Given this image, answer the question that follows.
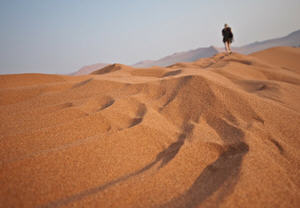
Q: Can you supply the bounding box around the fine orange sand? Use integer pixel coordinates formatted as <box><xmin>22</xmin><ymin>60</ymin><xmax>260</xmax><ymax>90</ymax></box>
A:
<box><xmin>1</xmin><ymin>47</ymin><xmax>300</xmax><ymax>208</ymax></box>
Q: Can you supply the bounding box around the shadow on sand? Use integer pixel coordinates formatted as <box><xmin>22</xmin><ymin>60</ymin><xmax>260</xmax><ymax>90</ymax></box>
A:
<box><xmin>157</xmin><ymin>115</ymin><xmax>249</xmax><ymax>208</ymax></box>
<box><xmin>39</xmin><ymin>123</ymin><xmax>193</xmax><ymax>208</ymax></box>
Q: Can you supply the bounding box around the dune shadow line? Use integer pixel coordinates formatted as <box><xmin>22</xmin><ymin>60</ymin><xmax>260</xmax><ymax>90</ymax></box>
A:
<box><xmin>163</xmin><ymin>70</ymin><xmax>182</xmax><ymax>77</ymax></box>
<box><xmin>158</xmin><ymin>142</ymin><xmax>249</xmax><ymax>208</ymax></box>
<box><xmin>72</xmin><ymin>78</ymin><xmax>93</xmax><ymax>88</ymax></box>
<box><xmin>158</xmin><ymin>114</ymin><xmax>249</xmax><ymax>208</ymax></box>
<box><xmin>39</xmin><ymin>126</ymin><xmax>192</xmax><ymax>208</ymax></box>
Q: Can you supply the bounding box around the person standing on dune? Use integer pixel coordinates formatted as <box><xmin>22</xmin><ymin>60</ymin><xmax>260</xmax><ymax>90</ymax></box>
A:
<box><xmin>222</xmin><ymin>24</ymin><xmax>234</xmax><ymax>54</ymax></box>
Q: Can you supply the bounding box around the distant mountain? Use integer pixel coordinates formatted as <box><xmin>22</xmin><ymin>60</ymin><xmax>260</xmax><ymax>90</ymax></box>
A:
<box><xmin>234</xmin><ymin>29</ymin><xmax>300</xmax><ymax>54</ymax></box>
<box><xmin>133</xmin><ymin>46</ymin><xmax>221</xmax><ymax>68</ymax></box>
<box><xmin>133</xmin><ymin>60</ymin><xmax>155</xmax><ymax>67</ymax></box>
<box><xmin>70</xmin><ymin>63</ymin><xmax>109</xmax><ymax>76</ymax></box>
<box><xmin>133</xmin><ymin>29</ymin><xmax>300</xmax><ymax>68</ymax></box>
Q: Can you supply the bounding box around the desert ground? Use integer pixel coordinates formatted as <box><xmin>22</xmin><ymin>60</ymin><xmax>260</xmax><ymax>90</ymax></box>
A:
<box><xmin>1</xmin><ymin>47</ymin><xmax>300</xmax><ymax>208</ymax></box>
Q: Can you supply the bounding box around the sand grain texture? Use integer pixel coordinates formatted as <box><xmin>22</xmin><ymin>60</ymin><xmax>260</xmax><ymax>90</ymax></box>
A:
<box><xmin>1</xmin><ymin>47</ymin><xmax>300</xmax><ymax>208</ymax></box>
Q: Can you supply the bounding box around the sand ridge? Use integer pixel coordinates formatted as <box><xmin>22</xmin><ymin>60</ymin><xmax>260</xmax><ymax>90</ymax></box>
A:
<box><xmin>0</xmin><ymin>47</ymin><xmax>300</xmax><ymax>208</ymax></box>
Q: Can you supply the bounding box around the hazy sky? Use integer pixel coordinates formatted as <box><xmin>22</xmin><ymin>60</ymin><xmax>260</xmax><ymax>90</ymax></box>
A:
<box><xmin>0</xmin><ymin>0</ymin><xmax>300</xmax><ymax>74</ymax></box>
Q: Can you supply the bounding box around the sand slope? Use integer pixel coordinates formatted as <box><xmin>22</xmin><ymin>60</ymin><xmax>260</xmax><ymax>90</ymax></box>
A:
<box><xmin>1</xmin><ymin>47</ymin><xmax>300</xmax><ymax>208</ymax></box>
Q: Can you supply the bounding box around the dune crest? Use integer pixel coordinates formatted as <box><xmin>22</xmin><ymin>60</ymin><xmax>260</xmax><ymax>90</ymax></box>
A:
<box><xmin>1</xmin><ymin>47</ymin><xmax>300</xmax><ymax>208</ymax></box>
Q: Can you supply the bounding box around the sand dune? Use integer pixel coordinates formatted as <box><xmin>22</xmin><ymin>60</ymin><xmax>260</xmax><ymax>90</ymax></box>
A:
<box><xmin>1</xmin><ymin>47</ymin><xmax>300</xmax><ymax>208</ymax></box>
<box><xmin>251</xmin><ymin>46</ymin><xmax>300</xmax><ymax>75</ymax></box>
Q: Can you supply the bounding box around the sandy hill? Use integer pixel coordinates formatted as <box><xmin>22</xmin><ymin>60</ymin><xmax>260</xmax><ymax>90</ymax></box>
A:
<box><xmin>1</xmin><ymin>47</ymin><xmax>300</xmax><ymax>208</ymax></box>
<box><xmin>251</xmin><ymin>46</ymin><xmax>300</xmax><ymax>73</ymax></box>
